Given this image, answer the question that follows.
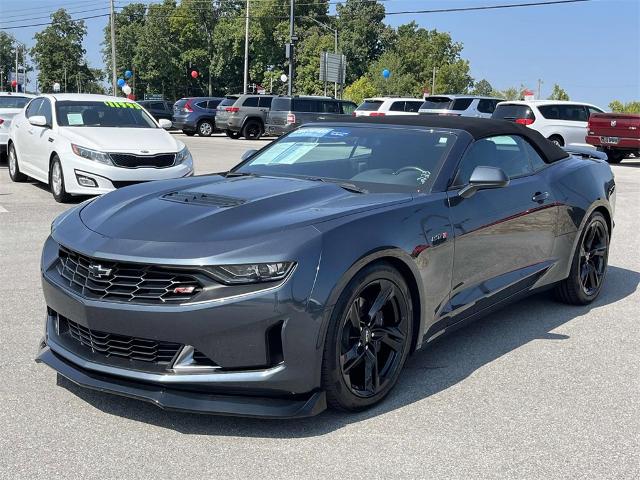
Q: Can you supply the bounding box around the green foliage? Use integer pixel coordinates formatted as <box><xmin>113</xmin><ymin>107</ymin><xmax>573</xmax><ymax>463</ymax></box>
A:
<box><xmin>609</xmin><ymin>100</ymin><xmax>640</xmax><ymax>113</ymax></box>
<box><xmin>31</xmin><ymin>9</ymin><xmax>100</xmax><ymax>93</ymax></box>
<box><xmin>471</xmin><ymin>79</ymin><xmax>493</xmax><ymax>96</ymax></box>
<box><xmin>343</xmin><ymin>76</ymin><xmax>376</xmax><ymax>104</ymax></box>
<box><xmin>548</xmin><ymin>83</ymin><xmax>570</xmax><ymax>101</ymax></box>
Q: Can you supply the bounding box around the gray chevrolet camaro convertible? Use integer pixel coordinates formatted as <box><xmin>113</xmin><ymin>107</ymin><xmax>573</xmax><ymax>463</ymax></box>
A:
<box><xmin>37</xmin><ymin>116</ymin><xmax>615</xmax><ymax>418</ymax></box>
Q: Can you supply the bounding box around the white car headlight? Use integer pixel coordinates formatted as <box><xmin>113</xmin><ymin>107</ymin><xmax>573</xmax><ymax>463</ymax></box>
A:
<box><xmin>71</xmin><ymin>144</ymin><xmax>112</xmax><ymax>165</ymax></box>
<box><xmin>175</xmin><ymin>145</ymin><xmax>193</xmax><ymax>164</ymax></box>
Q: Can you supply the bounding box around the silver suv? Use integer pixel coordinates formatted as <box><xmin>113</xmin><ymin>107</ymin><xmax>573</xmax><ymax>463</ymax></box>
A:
<box><xmin>418</xmin><ymin>95</ymin><xmax>502</xmax><ymax>118</ymax></box>
<box><xmin>220</xmin><ymin>94</ymin><xmax>274</xmax><ymax>140</ymax></box>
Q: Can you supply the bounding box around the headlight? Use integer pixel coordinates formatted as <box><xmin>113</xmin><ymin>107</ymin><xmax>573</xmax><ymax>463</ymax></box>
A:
<box><xmin>175</xmin><ymin>145</ymin><xmax>192</xmax><ymax>164</ymax></box>
<box><xmin>205</xmin><ymin>262</ymin><xmax>295</xmax><ymax>284</ymax></box>
<box><xmin>71</xmin><ymin>144</ymin><xmax>112</xmax><ymax>165</ymax></box>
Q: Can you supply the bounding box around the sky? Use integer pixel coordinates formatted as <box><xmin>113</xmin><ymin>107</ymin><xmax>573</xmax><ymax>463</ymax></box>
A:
<box><xmin>2</xmin><ymin>0</ymin><xmax>639</xmax><ymax>108</ymax></box>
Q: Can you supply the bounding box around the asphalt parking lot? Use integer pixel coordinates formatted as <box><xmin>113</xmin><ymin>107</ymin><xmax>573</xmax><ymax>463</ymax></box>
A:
<box><xmin>0</xmin><ymin>134</ymin><xmax>638</xmax><ymax>479</ymax></box>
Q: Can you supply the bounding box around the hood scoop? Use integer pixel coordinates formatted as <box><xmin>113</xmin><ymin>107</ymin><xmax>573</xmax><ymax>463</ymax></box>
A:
<box><xmin>160</xmin><ymin>190</ymin><xmax>245</xmax><ymax>208</ymax></box>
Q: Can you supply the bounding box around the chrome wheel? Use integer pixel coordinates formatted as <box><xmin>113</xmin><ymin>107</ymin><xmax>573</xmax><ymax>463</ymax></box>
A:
<box><xmin>51</xmin><ymin>161</ymin><xmax>63</xmax><ymax>196</ymax></box>
<box><xmin>579</xmin><ymin>219</ymin><xmax>608</xmax><ymax>296</ymax></box>
<box><xmin>198</xmin><ymin>121</ymin><xmax>213</xmax><ymax>136</ymax></box>
<box><xmin>339</xmin><ymin>279</ymin><xmax>409</xmax><ymax>398</ymax></box>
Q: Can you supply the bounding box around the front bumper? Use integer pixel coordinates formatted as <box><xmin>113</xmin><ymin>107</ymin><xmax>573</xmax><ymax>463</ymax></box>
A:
<box><xmin>36</xmin><ymin>343</ymin><xmax>326</xmax><ymax>418</ymax></box>
<box><xmin>266</xmin><ymin>124</ymin><xmax>293</xmax><ymax>136</ymax></box>
<box><xmin>37</xmin><ymin>235</ymin><xmax>327</xmax><ymax>417</ymax></box>
<box><xmin>172</xmin><ymin>117</ymin><xmax>196</xmax><ymax>131</ymax></box>
<box><xmin>59</xmin><ymin>152</ymin><xmax>193</xmax><ymax>196</ymax></box>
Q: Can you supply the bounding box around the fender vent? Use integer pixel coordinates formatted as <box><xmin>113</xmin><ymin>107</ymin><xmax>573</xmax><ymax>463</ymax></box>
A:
<box><xmin>161</xmin><ymin>191</ymin><xmax>245</xmax><ymax>207</ymax></box>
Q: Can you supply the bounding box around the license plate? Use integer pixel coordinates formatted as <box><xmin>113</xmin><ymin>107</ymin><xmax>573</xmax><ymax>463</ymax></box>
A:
<box><xmin>601</xmin><ymin>136</ymin><xmax>619</xmax><ymax>144</ymax></box>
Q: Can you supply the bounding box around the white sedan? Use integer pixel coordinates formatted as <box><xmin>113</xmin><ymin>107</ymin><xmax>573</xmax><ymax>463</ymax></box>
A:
<box><xmin>8</xmin><ymin>93</ymin><xmax>194</xmax><ymax>202</ymax></box>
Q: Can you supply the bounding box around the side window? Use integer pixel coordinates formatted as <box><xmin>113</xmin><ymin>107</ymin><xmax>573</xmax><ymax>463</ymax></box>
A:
<box><xmin>25</xmin><ymin>98</ymin><xmax>43</xmax><ymax>118</ymax></box>
<box><xmin>207</xmin><ymin>100</ymin><xmax>221</xmax><ymax>109</ymax></box>
<box><xmin>587</xmin><ymin>106</ymin><xmax>603</xmax><ymax>117</ymax></box>
<box><xmin>321</xmin><ymin>101</ymin><xmax>340</xmax><ymax>113</ymax></box>
<box><xmin>258</xmin><ymin>97</ymin><xmax>273</xmax><ymax>108</ymax></box>
<box><xmin>389</xmin><ymin>101</ymin><xmax>405</xmax><ymax>112</ymax></box>
<box><xmin>451</xmin><ymin>98</ymin><xmax>473</xmax><ymax>111</ymax></box>
<box><xmin>538</xmin><ymin>105</ymin><xmax>560</xmax><ymax>119</ymax></box>
<box><xmin>149</xmin><ymin>102</ymin><xmax>163</xmax><ymax>110</ymax></box>
<box><xmin>293</xmin><ymin>99</ymin><xmax>317</xmax><ymax>113</ymax></box>
<box><xmin>454</xmin><ymin>135</ymin><xmax>533</xmax><ymax>186</ymax></box>
<box><xmin>559</xmin><ymin>105</ymin><xmax>587</xmax><ymax>122</ymax></box>
<box><xmin>477</xmin><ymin>99</ymin><xmax>498</xmax><ymax>114</ymax></box>
<box><xmin>39</xmin><ymin>98</ymin><xmax>53</xmax><ymax>126</ymax></box>
<box><xmin>195</xmin><ymin>101</ymin><xmax>208</xmax><ymax>109</ymax></box>
<box><xmin>340</xmin><ymin>101</ymin><xmax>357</xmax><ymax>115</ymax></box>
<box><xmin>521</xmin><ymin>139</ymin><xmax>548</xmax><ymax>171</ymax></box>
<box><xmin>242</xmin><ymin>97</ymin><xmax>259</xmax><ymax>107</ymax></box>
<box><xmin>405</xmin><ymin>101</ymin><xmax>422</xmax><ymax>113</ymax></box>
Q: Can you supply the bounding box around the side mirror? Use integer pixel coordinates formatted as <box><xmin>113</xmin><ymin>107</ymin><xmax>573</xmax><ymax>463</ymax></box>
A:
<box><xmin>29</xmin><ymin>115</ymin><xmax>48</xmax><ymax>128</ymax></box>
<box><xmin>459</xmin><ymin>166</ymin><xmax>509</xmax><ymax>198</ymax></box>
<box><xmin>241</xmin><ymin>149</ymin><xmax>258</xmax><ymax>161</ymax></box>
<box><xmin>158</xmin><ymin>119</ymin><xmax>172</xmax><ymax>130</ymax></box>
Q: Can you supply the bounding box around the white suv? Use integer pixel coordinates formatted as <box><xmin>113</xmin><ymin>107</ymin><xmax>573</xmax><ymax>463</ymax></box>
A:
<box><xmin>418</xmin><ymin>95</ymin><xmax>502</xmax><ymax>118</ymax></box>
<box><xmin>354</xmin><ymin>97</ymin><xmax>425</xmax><ymax>117</ymax></box>
<box><xmin>492</xmin><ymin>100</ymin><xmax>604</xmax><ymax>147</ymax></box>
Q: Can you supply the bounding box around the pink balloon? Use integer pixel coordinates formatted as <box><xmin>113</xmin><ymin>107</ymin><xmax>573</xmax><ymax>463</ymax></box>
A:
<box><xmin>191</xmin><ymin>70</ymin><xmax>199</xmax><ymax>79</ymax></box>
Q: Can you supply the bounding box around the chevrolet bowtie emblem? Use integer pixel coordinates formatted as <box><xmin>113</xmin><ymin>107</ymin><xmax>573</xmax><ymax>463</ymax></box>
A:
<box><xmin>88</xmin><ymin>264</ymin><xmax>112</xmax><ymax>279</ymax></box>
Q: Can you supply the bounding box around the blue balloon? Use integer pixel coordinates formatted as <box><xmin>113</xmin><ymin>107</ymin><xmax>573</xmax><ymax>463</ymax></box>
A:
<box><xmin>382</xmin><ymin>69</ymin><xmax>390</xmax><ymax>79</ymax></box>
<box><xmin>117</xmin><ymin>78</ymin><xmax>125</xmax><ymax>87</ymax></box>
<box><xmin>124</xmin><ymin>70</ymin><xmax>132</xmax><ymax>79</ymax></box>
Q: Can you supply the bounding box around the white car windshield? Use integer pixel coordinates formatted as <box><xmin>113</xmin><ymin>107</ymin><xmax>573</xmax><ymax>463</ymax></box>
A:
<box><xmin>55</xmin><ymin>101</ymin><xmax>157</xmax><ymax>128</ymax></box>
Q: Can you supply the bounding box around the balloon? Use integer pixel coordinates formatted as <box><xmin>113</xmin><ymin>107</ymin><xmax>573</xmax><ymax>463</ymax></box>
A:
<box><xmin>53</xmin><ymin>82</ymin><xmax>61</xmax><ymax>92</ymax></box>
<box><xmin>117</xmin><ymin>78</ymin><xmax>125</xmax><ymax>87</ymax></box>
<box><xmin>124</xmin><ymin>70</ymin><xmax>132</xmax><ymax>79</ymax></box>
<box><xmin>122</xmin><ymin>84</ymin><xmax>132</xmax><ymax>95</ymax></box>
<box><xmin>280</xmin><ymin>74</ymin><xmax>288</xmax><ymax>82</ymax></box>
<box><xmin>382</xmin><ymin>69</ymin><xmax>390</xmax><ymax>79</ymax></box>
<box><xmin>126</xmin><ymin>93</ymin><xmax>135</xmax><ymax>100</ymax></box>
<box><xmin>191</xmin><ymin>70</ymin><xmax>199</xmax><ymax>79</ymax></box>
<box><xmin>11</xmin><ymin>80</ymin><xmax>17</xmax><ymax>87</ymax></box>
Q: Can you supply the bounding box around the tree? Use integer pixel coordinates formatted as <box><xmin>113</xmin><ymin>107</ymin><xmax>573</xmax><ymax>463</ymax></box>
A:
<box><xmin>31</xmin><ymin>9</ymin><xmax>98</xmax><ymax>93</ymax></box>
<box><xmin>102</xmin><ymin>3</ymin><xmax>146</xmax><ymax>95</ymax></box>
<box><xmin>471</xmin><ymin>79</ymin><xmax>493</xmax><ymax>96</ymax></box>
<box><xmin>609</xmin><ymin>100</ymin><xmax>640</xmax><ymax>113</ymax></box>
<box><xmin>336</xmin><ymin>0</ymin><xmax>390</xmax><ymax>84</ymax></box>
<box><xmin>548</xmin><ymin>83</ymin><xmax>570</xmax><ymax>101</ymax></box>
<box><xmin>0</xmin><ymin>32</ymin><xmax>17</xmax><ymax>91</ymax></box>
<box><xmin>343</xmin><ymin>76</ymin><xmax>376</xmax><ymax>104</ymax></box>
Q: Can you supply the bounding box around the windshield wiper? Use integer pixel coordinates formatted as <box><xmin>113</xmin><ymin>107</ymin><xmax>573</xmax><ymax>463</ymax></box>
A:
<box><xmin>305</xmin><ymin>177</ymin><xmax>367</xmax><ymax>194</ymax></box>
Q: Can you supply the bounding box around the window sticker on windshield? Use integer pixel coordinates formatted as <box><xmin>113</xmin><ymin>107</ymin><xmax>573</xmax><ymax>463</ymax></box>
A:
<box><xmin>438</xmin><ymin>137</ymin><xmax>448</xmax><ymax>144</ymax></box>
<box><xmin>103</xmin><ymin>101</ymin><xmax>142</xmax><ymax>109</ymax></box>
<box><xmin>288</xmin><ymin>127</ymin><xmax>333</xmax><ymax>138</ymax></box>
<box><xmin>67</xmin><ymin>113</ymin><xmax>84</xmax><ymax>126</ymax></box>
<box><xmin>328</xmin><ymin>129</ymin><xmax>350</xmax><ymax>137</ymax></box>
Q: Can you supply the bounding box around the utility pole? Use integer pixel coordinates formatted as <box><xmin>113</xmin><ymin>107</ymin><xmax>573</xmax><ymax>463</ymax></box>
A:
<box><xmin>64</xmin><ymin>65</ymin><xmax>67</xmax><ymax>93</ymax></box>
<box><xmin>243</xmin><ymin>0</ymin><xmax>250</xmax><ymax>94</ymax></box>
<box><xmin>537</xmin><ymin>78</ymin><xmax>543</xmax><ymax>99</ymax></box>
<box><xmin>431</xmin><ymin>66</ymin><xmax>436</xmax><ymax>96</ymax></box>
<box><xmin>287</xmin><ymin>0</ymin><xmax>296</xmax><ymax>95</ymax></box>
<box><xmin>15</xmin><ymin>46</ymin><xmax>19</xmax><ymax>92</ymax></box>
<box><xmin>110</xmin><ymin>0</ymin><xmax>117</xmax><ymax>95</ymax></box>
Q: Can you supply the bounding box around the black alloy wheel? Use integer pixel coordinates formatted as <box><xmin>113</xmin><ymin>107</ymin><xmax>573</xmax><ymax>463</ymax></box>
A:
<box><xmin>243</xmin><ymin>120</ymin><xmax>263</xmax><ymax>140</ymax></box>
<box><xmin>578</xmin><ymin>220</ymin><xmax>608</xmax><ymax>296</ymax></box>
<box><xmin>225</xmin><ymin>129</ymin><xmax>241</xmax><ymax>139</ymax></box>
<box><xmin>322</xmin><ymin>263</ymin><xmax>412</xmax><ymax>411</ymax></box>
<box><xmin>556</xmin><ymin>212</ymin><xmax>609</xmax><ymax>305</ymax></box>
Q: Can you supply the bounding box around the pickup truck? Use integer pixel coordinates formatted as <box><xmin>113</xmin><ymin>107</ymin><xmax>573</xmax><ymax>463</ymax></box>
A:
<box><xmin>586</xmin><ymin>112</ymin><xmax>640</xmax><ymax>163</ymax></box>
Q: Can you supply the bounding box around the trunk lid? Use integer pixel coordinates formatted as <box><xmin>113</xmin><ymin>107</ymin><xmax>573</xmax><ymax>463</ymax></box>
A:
<box><xmin>588</xmin><ymin>113</ymin><xmax>640</xmax><ymax>138</ymax></box>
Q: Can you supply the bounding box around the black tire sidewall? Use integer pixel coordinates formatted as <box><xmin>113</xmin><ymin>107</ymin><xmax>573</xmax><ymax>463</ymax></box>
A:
<box><xmin>548</xmin><ymin>135</ymin><xmax>564</xmax><ymax>147</ymax></box>
<box><xmin>322</xmin><ymin>262</ymin><xmax>413</xmax><ymax>411</ymax></box>
<box><xmin>243</xmin><ymin>121</ymin><xmax>262</xmax><ymax>140</ymax></box>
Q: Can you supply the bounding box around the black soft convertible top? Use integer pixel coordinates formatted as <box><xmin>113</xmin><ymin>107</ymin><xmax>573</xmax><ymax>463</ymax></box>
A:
<box><xmin>344</xmin><ymin>115</ymin><xmax>570</xmax><ymax>163</ymax></box>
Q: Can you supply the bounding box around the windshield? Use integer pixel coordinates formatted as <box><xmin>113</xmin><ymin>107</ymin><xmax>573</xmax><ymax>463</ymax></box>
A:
<box><xmin>0</xmin><ymin>96</ymin><xmax>30</xmax><ymax>108</ymax></box>
<box><xmin>236</xmin><ymin>125</ymin><xmax>457</xmax><ymax>192</ymax></box>
<box><xmin>55</xmin><ymin>100</ymin><xmax>157</xmax><ymax>128</ymax></box>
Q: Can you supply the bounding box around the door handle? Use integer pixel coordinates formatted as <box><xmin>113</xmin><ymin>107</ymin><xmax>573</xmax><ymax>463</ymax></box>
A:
<box><xmin>532</xmin><ymin>191</ymin><xmax>549</xmax><ymax>203</ymax></box>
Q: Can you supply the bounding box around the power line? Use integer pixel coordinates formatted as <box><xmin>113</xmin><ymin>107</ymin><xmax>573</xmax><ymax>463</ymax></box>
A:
<box><xmin>0</xmin><ymin>7</ymin><xmax>111</xmax><ymax>25</ymax></box>
<box><xmin>0</xmin><ymin>0</ymin><xmax>108</xmax><ymax>16</ymax></box>
<box><xmin>0</xmin><ymin>0</ymin><xmax>594</xmax><ymax>30</ymax></box>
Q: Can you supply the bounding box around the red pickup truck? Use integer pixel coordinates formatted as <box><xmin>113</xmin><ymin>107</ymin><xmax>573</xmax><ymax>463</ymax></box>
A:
<box><xmin>586</xmin><ymin>112</ymin><xmax>640</xmax><ymax>163</ymax></box>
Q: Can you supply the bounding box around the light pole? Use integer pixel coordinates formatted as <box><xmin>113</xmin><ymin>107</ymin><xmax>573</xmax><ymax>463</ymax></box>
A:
<box><xmin>243</xmin><ymin>0</ymin><xmax>250</xmax><ymax>94</ymax></box>
<box><xmin>287</xmin><ymin>0</ymin><xmax>295</xmax><ymax>96</ymax></box>
<box><xmin>306</xmin><ymin>16</ymin><xmax>338</xmax><ymax>97</ymax></box>
<box><xmin>110</xmin><ymin>0</ymin><xmax>117</xmax><ymax>95</ymax></box>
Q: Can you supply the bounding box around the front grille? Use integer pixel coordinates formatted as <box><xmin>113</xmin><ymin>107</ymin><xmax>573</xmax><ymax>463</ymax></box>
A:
<box><xmin>112</xmin><ymin>180</ymin><xmax>146</xmax><ymax>189</ymax></box>
<box><xmin>56</xmin><ymin>246</ymin><xmax>202</xmax><ymax>304</ymax></box>
<box><xmin>109</xmin><ymin>153</ymin><xmax>176</xmax><ymax>168</ymax></box>
<box><xmin>60</xmin><ymin>315</ymin><xmax>182</xmax><ymax>364</ymax></box>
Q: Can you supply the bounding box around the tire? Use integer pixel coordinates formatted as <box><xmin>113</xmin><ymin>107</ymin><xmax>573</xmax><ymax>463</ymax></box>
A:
<box><xmin>548</xmin><ymin>135</ymin><xmax>564</xmax><ymax>147</ymax></box>
<box><xmin>225</xmin><ymin>129</ymin><xmax>241</xmax><ymax>139</ymax></box>
<box><xmin>183</xmin><ymin>130</ymin><xmax>196</xmax><ymax>137</ymax></box>
<box><xmin>197</xmin><ymin>120</ymin><xmax>213</xmax><ymax>137</ymax></box>
<box><xmin>49</xmin><ymin>155</ymin><xmax>72</xmax><ymax>203</ymax></box>
<box><xmin>8</xmin><ymin>143</ymin><xmax>27</xmax><ymax>182</ymax></box>
<box><xmin>605</xmin><ymin>150</ymin><xmax>624</xmax><ymax>164</ymax></box>
<box><xmin>321</xmin><ymin>262</ymin><xmax>413</xmax><ymax>411</ymax></box>
<box><xmin>555</xmin><ymin>212</ymin><xmax>609</xmax><ymax>305</ymax></box>
<box><xmin>242</xmin><ymin>120</ymin><xmax>263</xmax><ymax>140</ymax></box>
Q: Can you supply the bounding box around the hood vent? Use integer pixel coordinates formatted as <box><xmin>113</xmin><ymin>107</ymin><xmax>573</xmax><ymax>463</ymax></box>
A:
<box><xmin>161</xmin><ymin>191</ymin><xmax>245</xmax><ymax>207</ymax></box>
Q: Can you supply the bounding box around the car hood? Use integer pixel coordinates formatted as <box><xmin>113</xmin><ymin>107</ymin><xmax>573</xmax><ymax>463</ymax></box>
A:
<box><xmin>78</xmin><ymin>175</ymin><xmax>412</xmax><ymax>243</ymax></box>
<box><xmin>59</xmin><ymin>127</ymin><xmax>178</xmax><ymax>153</ymax></box>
